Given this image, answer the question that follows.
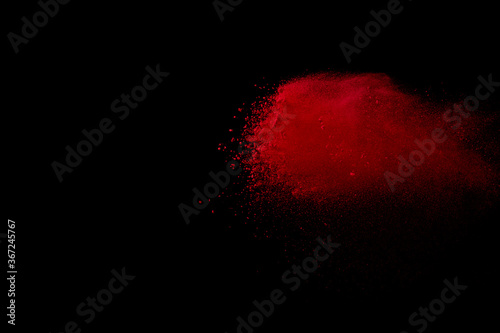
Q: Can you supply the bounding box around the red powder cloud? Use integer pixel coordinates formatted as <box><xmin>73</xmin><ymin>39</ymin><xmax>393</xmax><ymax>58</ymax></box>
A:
<box><xmin>240</xmin><ymin>73</ymin><xmax>495</xmax><ymax>200</ymax></box>
<box><xmin>227</xmin><ymin>72</ymin><xmax>498</xmax><ymax>289</ymax></box>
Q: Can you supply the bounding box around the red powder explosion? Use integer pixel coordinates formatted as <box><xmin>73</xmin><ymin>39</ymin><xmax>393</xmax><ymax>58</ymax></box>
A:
<box><xmin>226</xmin><ymin>72</ymin><xmax>498</xmax><ymax>290</ymax></box>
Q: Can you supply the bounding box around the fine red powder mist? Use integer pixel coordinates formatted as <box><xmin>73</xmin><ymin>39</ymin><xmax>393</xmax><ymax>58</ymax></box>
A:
<box><xmin>226</xmin><ymin>72</ymin><xmax>498</xmax><ymax>290</ymax></box>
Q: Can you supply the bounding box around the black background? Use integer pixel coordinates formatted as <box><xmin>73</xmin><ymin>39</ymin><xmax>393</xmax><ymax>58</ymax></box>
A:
<box><xmin>4</xmin><ymin>0</ymin><xmax>499</xmax><ymax>332</ymax></box>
